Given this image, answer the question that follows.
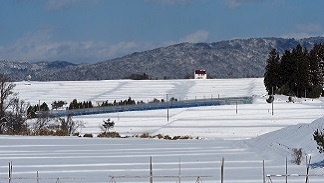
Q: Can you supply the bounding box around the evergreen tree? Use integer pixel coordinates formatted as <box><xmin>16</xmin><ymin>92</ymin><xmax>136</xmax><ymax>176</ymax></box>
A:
<box><xmin>102</xmin><ymin>118</ymin><xmax>115</xmax><ymax>132</ymax></box>
<box><xmin>293</xmin><ymin>45</ymin><xmax>309</xmax><ymax>97</ymax></box>
<box><xmin>306</xmin><ymin>44</ymin><xmax>324</xmax><ymax>98</ymax></box>
<box><xmin>69</xmin><ymin>99</ymin><xmax>78</xmax><ymax>109</ymax></box>
<box><xmin>279</xmin><ymin>49</ymin><xmax>295</xmax><ymax>94</ymax></box>
<box><xmin>265</xmin><ymin>43</ymin><xmax>324</xmax><ymax>98</ymax></box>
<box><xmin>40</xmin><ymin>102</ymin><xmax>49</xmax><ymax>111</ymax></box>
<box><xmin>264</xmin><ymin>49</ymin><xmax>280</xmax><ymax>94</ymax></box>
<box><xmin>309</xmin><ymin>44</ymin><xmax>322</xmax><ymax>86</ymax></box>
<box><xmin>313</xmin><ymin>129</ymin><xmax>324</xmax><ymax>153</ymax></box>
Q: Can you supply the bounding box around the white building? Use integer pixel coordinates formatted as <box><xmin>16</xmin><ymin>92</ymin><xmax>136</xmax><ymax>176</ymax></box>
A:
<box><xmin>194</xmin><ymin>70</ymin><xmax>207</xmax><ymax>79</ymax></box>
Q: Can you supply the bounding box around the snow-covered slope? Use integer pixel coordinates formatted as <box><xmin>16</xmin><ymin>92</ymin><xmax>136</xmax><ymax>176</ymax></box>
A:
<box><xmin>246</xmin><ymin>116</ymin><xmax>324</xmax><ymax>166</ymax></box>
<box><xmin>2</xmin><ymin>78</ymin><xmax>324</xmax><ymax>182</ymax></box>
<box><xmin>15</xmin><ymin>78</ymin><xmax>324</xmax><ymax>139</ymax></box>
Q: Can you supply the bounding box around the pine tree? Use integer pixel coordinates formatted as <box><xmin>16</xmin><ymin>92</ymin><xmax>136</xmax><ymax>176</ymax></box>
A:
<box><xmin>279</xmin><ymin>50</ymin><xmax>295</xmax><ymax>94</ymax></box>
<box><xmin>309</xmin><ymin>45</ymin><xmax>322</xmax><ymax>86</ymax></box>
<box><xmin>266</xmin><ymin>44</ymin><xmax>324</xmax><ymax>98</ymax></box>
<box><xmin>102</xmin><ymin>118</ymin><xmax>115</xmax><ymax>132</ymax></box>
<box><xmin>293</xmin><ymin>44</ymin><xmax>309</xmax><ymax>97</ymax></box>
<box><xmin>40</xmin><ymin>102</ymin><xmax>49</xmax><ymax>111</ymax></box>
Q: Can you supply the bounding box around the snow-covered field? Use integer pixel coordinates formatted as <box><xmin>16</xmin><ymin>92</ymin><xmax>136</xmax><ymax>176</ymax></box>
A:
<box><xmin>1</xmin><ymin>78</ymin><xmax>324</xmax><ymax>183</ymax></box>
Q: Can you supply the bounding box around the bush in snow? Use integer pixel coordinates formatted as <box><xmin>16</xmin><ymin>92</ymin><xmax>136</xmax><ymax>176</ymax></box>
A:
<box><xmin>83</xmin><ymin>133</ymin><xmax>93</xmax><ymax>138</ymax></box>
<box><xmin>292</xmin><ymin>148</ymin><xmax>303</xmax><ymax>165</ymax></box>
<box><xmin>97</xmin><ymin>131</ymin><xmax>121</xmax><ymax>138</ymax></box>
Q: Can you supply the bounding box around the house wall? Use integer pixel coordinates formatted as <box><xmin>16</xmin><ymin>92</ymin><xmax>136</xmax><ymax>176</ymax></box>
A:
<box><xmin>194</xmin><ymin>73</ymin><xmax>207</xmax><ymax>79</ymax></box>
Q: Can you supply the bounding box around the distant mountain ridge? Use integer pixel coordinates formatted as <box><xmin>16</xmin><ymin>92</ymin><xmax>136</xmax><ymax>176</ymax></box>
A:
<box><xmin>2</xmin><ymin>37</ymin><xmax>324</xmax><ymax>81</ymax></box>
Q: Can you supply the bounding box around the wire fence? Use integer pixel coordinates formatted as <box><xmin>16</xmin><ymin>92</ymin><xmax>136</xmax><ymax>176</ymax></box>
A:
<box><xmin>45</xmin><ymin>96</ymin><xmax>253</xmax><ymax>117</ymax></box>
<box><xmin>3</xmin><ymin>157</ymin><xmax>324</xmax><ymax>183</ymax></box>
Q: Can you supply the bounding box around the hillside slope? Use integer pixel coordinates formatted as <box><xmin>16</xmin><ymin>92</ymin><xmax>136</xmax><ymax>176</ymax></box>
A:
<box><xmin>3</xmin><ymin>37</ymin><xmax>324</xmax><ymax>81</ymax></box>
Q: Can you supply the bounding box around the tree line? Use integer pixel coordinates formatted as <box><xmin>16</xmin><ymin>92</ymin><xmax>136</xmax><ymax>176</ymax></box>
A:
<box><xmin>264</xmin><ymin>43</ymin><xmax>324</xmax><ymax>98</ymax></box>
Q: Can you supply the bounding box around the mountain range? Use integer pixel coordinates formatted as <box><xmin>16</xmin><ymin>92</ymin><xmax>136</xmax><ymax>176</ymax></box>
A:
<box><xmin>2</xmin><ymin>37</ymin><xmax>324</xmax><ymax>81</ymax></box>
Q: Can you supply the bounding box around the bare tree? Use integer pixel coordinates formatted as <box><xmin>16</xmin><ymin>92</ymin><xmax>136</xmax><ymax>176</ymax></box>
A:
<box><xmin>59</xmin><ymin>115</ymin><xmax>81</xmax><ymax>135</ymax></box>
<box><xmin>4</xmin><ymin>98</ymin><xmax>29</xmax><ymax>134</ymax></box>
<box><xmin>0</xmin><ymin>74</ymin><xmax>17</xmax><ymax>134</ymax></box>
<box><xmin>32</xmin><ymin>112</ymin><xmax>51</xmax><ymax>135</ymax></box>
<box><xmin>292</xmin><ymin>148</ymin><xmax>303</xmax><ymax>165</ymax></box>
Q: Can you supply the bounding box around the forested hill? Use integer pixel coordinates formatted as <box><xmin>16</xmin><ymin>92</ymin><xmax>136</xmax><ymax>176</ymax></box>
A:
<box><xmin>2</xmin><ymin>37</ymin><xmax>324</xmax><ymax>81</ymax></box>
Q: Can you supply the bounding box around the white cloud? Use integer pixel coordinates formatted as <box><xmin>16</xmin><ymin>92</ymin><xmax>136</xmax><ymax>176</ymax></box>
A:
<box><xmin>281</xmin><ymin>32</ymin><xmax>313</xmax><ymax>40</ymax></box>
<box><xmin>0</xmin><ymin>28</ymin><xmax>210</xmax><ymax>63</ymax></box>
<box><xmin>180</xmin><ymin>30</ymin><xmax>209</xmax><ymax>43</ymax></box>
<box><xmin>0</xmin><ymin>29</ymin><xmax>148</xmax><ymax>63</ymax></box>
<box><xmin>46</xmin><ymin>0</ymin><xmax>78</xmax><ymax>11</ymax></box>
<box><xmin>296</xmin><ymin>23</ymin><xmax>322</xmax><ymax>34</ymax></box>
<box><xmin>282</xmin><ymin>23</ymin><xmax>324</xmax><ymax>40</ymax></box>
<box><xmin>45</xmin><ymin>0</ymin><xmax>102</xmax><ymax>11</ymax></box>
<box><xmin>281</xmin><ymin>32</ymin><xmax>324</xmax><ymax>40</ymax></box>
<box><xmin>224</xmin><ymin>0</ymin><xmax>263</xmax><ymax>8</ymax></box>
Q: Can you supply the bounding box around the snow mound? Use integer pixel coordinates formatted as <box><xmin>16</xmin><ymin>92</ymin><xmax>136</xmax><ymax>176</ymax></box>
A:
<box><xmin>245</xmin><ymin>116</ymin><xmax>324</xmax><ymax>166</ymax></box>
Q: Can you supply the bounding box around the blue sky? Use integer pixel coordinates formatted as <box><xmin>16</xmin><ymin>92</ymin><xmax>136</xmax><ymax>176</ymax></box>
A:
<box><xmin>1</xmin><ymin>0</ymin><xmax>323</xmax><ymax>64</ymax></box>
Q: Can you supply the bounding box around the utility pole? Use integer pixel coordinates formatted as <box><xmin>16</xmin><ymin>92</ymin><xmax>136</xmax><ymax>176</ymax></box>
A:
<box><xmin>235</xmin><ymin>102</ymin><xmax>238</xmax><ymax>114</ymax></box>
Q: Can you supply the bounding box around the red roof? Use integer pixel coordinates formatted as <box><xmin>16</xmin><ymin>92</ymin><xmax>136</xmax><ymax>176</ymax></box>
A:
<box><xmin>195</xmin><ymin>70</ymin><xmax>206</xmax><ymax>74</ymax></box>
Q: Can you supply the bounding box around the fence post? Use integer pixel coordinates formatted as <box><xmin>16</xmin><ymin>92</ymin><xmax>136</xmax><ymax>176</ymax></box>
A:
<box><xmin>8</xmin><ymin>161</ymin><xmax>12</xmax><ymax>183</ymax></box>
<box><xmin>305</xmin><ymin>156</ymin><xmax>311</xmax><ymax>183</ymax></box>
<box><xmin>150</xmin><ymin>156</ymin><xmax>153</xmax><ymax>183</ymax></box>
<box><xmin>220</xmin><ymin>157</ymin><xmax>224</xmax><ymax>183</ymax></box>
<box><xmin>262</xmin><ymin>160</ymin><xmax>265</xmax><ymax>183</ymax></box>
<box><xmin>37</xmin><ymin>171</ymin><xmax>39</xmax><ymax>183</ymax></box>
<box><xmin>285</xmin><ymin>157</ymin><xmax>288</xmax><ymax>183</ymax></box>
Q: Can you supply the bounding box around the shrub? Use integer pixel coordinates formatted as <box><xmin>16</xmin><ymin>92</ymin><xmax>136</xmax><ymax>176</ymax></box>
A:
<box><xmin>140</xmin><ymin>132</ymin><xmax>150</xmax><ymax>138</ymax></box>
<box><xmin>307</xmin><ymin>84</ymin><xmax>323</xmax><ymax>98</ymax></box>
<box><xmin>172</xmin><ymin>136</ymin><xmax>181</xmax><ymax>140</ymax></box>
<box><xmin>154</xmin><ymin>134</ymin><xmax>164</xmax><ymax>139</ymax></box>
<box><xmin>179</xmin><ymin>135</ymin><xmax>192</xmax><ymax>139</ymax></box>
<box><xmin>292</xmin><ymin>148</ymin><xmax>303</xmax><ymax>165</ymax></box>
<box><xmin>72</xmin><ymin>132</ymin><xmax>80</xmax><ymax>136</ymax></box>
<box><xmin>163</xmin><ymin>135</ymin><xmax>172</xmax><ymax>140</ymax></box>
<box><xmin>97</xmin><ymin>132</ymin><xmax>121</xmax><ymax>138</ymax></box>
<box><xmin>101</xmin><ymin>118</ymin><xmax>115</xmax><ymax>132</ymax></box>
<box><xmin>83</xmin><ymin>133</ymin><xmax>93</xmax><ymax>138</ymax></box>
<box><xmin>53</xmin><ymin>130</ymin><xmax>69</xmax><ymax>136</ymax></box>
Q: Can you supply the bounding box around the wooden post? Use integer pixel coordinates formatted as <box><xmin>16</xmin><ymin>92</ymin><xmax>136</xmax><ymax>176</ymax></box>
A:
<box><xmin>285</xmin><ymin>157</ymin><xmax>288</xmax><ymax>183</ymax></box>
<box><xmin>37</xmin><ymin>171</ymin><xmax>39</xmax><ymax>183</ymax></box>
<box><xmin>305</xmin><ymin>156</ymin><xmax>311</xmax><ymax>183</ymax></box>
<box><xmin>220</xmin><ymin>157</ymin><xmax>224</xmax><ymax>183</ymax></box>
<box><xmin>262</xmin><ymin>160</ymin><xmax>265</xmax><ymax>183</ymax></box>
<box><xmin>8</xmin><ymin>161</ymin><xmax>12</xmax><ymax>183</ymax></box>
<box><xmin>150</xmin><ymin>156</ymin><xmax>153</xmax><ymax>183</ymax></box>
<box><xmin>178</xmin><ymin>158</ymin><xmax>181</xmax><ymax>183</ymax></box>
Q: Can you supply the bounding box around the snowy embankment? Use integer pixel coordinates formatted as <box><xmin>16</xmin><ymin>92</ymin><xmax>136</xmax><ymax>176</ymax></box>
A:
<box><xmin>1</xmin><ymin>78</ymin><xmax>323</xmax><ymax>182</ymax></box>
